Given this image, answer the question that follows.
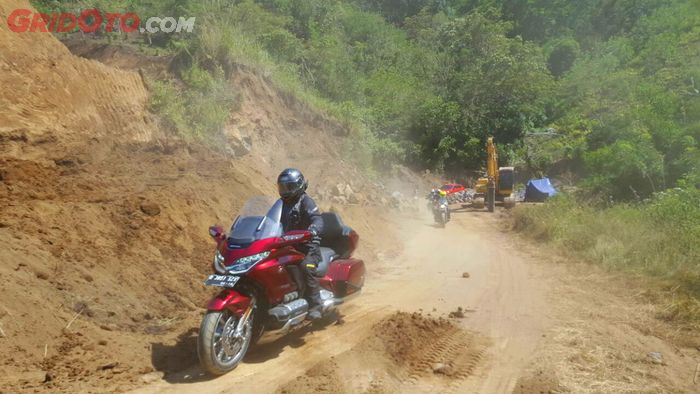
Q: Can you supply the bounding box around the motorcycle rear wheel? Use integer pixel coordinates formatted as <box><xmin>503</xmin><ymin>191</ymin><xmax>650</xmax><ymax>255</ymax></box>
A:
<box><xmin>198</xmin><ymin>309</ymin><xmax>253</xmax><ymax>375</ymax></box>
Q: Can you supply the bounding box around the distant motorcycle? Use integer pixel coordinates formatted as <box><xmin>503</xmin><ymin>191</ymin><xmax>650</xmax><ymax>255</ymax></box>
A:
<box><xmin>198</xmin><ymin>197</ymin><xmax>365</xmax><ymax>375</ymax></box>
<box><xmin>432</xmin><ymin>198</ymin><xmax>450</xmax><ymax>227</ymax></box>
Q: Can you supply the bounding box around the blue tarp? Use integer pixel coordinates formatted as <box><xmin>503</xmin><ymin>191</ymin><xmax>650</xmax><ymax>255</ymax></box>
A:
<box><xmin>525</xmin><ymin>178</ymin><xmax>557</xmax><ymax>202</ymax></box>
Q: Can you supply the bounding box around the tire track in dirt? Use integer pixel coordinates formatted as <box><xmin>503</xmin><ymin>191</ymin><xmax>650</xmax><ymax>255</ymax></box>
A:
<box><xmin>405</xmin><ymin>326</ymin><xmax>486</xmax><ymax>384</ymax></box>
<box><xmin>276</xmin><ymin>312</ymin><xmax>488</xmax><ymax>394</ymax></box>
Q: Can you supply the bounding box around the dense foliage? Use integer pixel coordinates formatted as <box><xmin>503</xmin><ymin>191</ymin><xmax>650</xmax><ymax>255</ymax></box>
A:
<box><xmin>34</xmin><ymin>0</ymin><xmax>700</xmax><ymax>200</ymax></box>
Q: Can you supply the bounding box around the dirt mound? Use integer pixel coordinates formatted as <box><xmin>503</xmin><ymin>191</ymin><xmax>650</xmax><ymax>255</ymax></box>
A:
<box><xmin>277</xmin><ymin>312</ymin><xmax>487</xmax><ymax>394</ymax></box>
<box><xmin>513</xmin><ymin>369</ymin><xmax>561</xmax><ymax>394</ymax></box>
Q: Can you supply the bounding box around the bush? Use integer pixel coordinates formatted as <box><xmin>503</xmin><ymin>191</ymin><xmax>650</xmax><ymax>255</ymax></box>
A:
<box><xmin>513</xmin><ymin>189</ymin><xmax>700</xmax><ymax>325</ymax></box>
<box><xmin>546</xmin><ymin>37</ymin><xmax>580</xmax><ymax>77</ymax></box>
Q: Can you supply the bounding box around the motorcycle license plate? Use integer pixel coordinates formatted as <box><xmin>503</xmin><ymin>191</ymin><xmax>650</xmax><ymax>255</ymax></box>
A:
<box><xmin>204</xmin><ymin>274</ymin><xmax>240</xmax><ymax>288</ymax></box>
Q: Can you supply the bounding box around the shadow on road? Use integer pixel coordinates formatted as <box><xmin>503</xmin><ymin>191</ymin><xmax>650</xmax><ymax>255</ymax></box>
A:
<box><xmin>243</xmin><ymin>328</ymin><xmax>309</xmax><ymax>364</ymax></box>
<box><xmin>150</xmin><ymin>327</ymin><xmax>208</xmax><ymax>384</ymax></box>
<box><xmin>150</xmin><ymin>315</ymin><xmax>338</xmax><ymax>385</ymax></box>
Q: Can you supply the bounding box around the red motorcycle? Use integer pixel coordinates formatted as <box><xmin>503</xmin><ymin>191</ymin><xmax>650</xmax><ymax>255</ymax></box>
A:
<box><xmin>197</xmin><ymin>197</ymin><xmax>365</xmax><ymax>375</ymax></box>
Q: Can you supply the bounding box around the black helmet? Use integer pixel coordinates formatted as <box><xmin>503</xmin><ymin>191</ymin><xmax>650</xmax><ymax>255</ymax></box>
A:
<box><xmin>277</xmin><ymin>168</ymin><xmax>307</xmax><ymax>200</ymax></box>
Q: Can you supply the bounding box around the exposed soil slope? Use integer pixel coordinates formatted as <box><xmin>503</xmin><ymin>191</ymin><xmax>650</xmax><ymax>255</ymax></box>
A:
<box><xmin>0</xmin><ymin>1</ymin><xmax>154</xmax><ymax>156</ymax></box>
<box><xmin>0</xmin><ymin>1</ymin><xmax>401</xmax><ymax>392</ymax></box>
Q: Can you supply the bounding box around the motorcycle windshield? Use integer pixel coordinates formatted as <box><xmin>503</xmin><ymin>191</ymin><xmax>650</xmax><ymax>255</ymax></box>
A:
<box><xmin>228</xmin><ymin>196</ymin><xmax>284</xmax><ymax>245</ymax></box>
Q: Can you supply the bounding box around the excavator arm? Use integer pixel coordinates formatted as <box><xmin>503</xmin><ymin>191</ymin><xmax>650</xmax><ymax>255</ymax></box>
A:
<box><xmin>475</xmin><ymin>137</ymin><xmax>498</xmax><ymax>195</ymax></box>
<box><xmin>486</xmin><ymin>137</ymin><xmax>498</xmax><ymax>184</ymax></box>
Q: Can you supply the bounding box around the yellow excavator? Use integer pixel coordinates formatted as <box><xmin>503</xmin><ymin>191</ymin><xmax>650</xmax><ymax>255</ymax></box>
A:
<box><xmin>472</xmin><ymin>137</ymin><xmax>515</xmax><ymax>212</ymax></box>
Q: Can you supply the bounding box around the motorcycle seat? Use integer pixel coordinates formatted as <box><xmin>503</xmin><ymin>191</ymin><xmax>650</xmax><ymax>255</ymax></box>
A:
<box><xmin>320</xmin><ymin>212</ymin><xmax>354</xmax><ymax>258</ymax></box>
<box><xmin>316</xmin><ymin>247</ymin><xmax>338</xmax><ymax>277</ymax></box>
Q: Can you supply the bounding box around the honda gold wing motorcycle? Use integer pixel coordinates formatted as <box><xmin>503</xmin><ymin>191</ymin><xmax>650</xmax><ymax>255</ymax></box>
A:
<box><xmin>197</xmin><ymin>197</ymin><xmax>365</xmax><ymax>375</ymax></box>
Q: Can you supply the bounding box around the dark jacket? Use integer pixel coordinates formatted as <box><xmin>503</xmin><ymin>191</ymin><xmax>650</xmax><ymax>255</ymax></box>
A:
<box><xmin>281</xmin><ymin>193</ymin><xmax>323</xmax><ymax>236</ymax></box>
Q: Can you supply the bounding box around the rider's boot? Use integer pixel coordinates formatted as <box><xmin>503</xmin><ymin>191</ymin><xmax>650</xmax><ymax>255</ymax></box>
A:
<box><xmin>307</xmin><ymin>305</ymin><xmax>322</xmax><ymax>320</ymax></box>
<box><xmin>306</xmin><ymin>291</ymin><xmax>323</xmax><ymax>320</ymax></box>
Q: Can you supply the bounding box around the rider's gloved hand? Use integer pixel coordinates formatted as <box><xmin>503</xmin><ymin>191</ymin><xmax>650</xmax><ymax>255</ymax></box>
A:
<box><xmin>309</xmin><ymin>226</ymin><xmax>322</xmax><ymax>245</ymax></box>
<box><xmin>306</xmin><ymin>226</ymin><xmax>322</xmax><ymax>273</ymax></box>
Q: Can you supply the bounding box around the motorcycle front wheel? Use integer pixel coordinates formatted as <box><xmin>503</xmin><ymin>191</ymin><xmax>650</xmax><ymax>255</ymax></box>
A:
<box><xmin>197</xmin><ymin>309</ymin><xmax>254</xmax><ymax>375</ymax></box>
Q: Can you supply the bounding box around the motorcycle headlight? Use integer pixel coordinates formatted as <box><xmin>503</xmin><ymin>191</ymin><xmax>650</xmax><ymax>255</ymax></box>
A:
<box><xmin>226</xmin><ymin>251</ymin><xmax>270</xmax><ymax>274</ymax></box>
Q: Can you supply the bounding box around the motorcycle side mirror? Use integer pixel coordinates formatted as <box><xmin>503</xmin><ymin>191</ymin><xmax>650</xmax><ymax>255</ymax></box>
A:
<box><xmin>208</xmin><ymin>226</ymin><xmax>226</xmax><ymax>241</ymax></box>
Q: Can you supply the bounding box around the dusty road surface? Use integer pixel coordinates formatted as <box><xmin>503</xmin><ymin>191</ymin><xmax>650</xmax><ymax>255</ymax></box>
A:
<box><xmin>133</xmin><ymin>207</ymin><xmax>551</xmax><ymax>394</ymax></box>
<box><xmin>131</xmin><ymin>205</ymin><xmax>700</xmax><ymax>394</ymax></box>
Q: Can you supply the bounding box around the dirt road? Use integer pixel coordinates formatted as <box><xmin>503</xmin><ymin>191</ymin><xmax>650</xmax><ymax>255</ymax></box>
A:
<box><xmin>3</xmin><ymin>3</ymin><xmax>696</xmax><ymax>389</ymax></box>
<box><xmin>134</xmin><ymin>207</ymin><xmax>555</xmax><ymax>394</ymax></box>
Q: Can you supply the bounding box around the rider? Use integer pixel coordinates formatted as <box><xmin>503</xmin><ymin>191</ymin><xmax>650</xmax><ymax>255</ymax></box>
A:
<box><xmin>436</xmin><ymin>190</ymin><xmax>451</xmax><ymax>221</ymax></box>
<box><xmin>277</xmin><ymin>168</ymin><xmax>324</xmax><ymax>320</ymax></box>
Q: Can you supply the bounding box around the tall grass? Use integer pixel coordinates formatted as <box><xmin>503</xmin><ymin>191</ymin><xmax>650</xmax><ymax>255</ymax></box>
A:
<box><xmin>513</xmin><ymin>189</ymin><xmax>700</xmax><ymax>325</ymax></box>
<box><xmin>149</xmin><ymin>73</ymin><xmax>238</xmax><ymax>140</ymax></box>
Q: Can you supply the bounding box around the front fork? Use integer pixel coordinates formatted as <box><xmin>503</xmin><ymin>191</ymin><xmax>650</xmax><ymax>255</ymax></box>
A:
<box><xmin>235</xmin><ymin>298</ymin><xmax>255</xmax><ymax>336</ymax></box>
<box><xmin>207</xmin><ymin>289</ymin><xmax>262</xmax><ymax>342</ymax></box>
